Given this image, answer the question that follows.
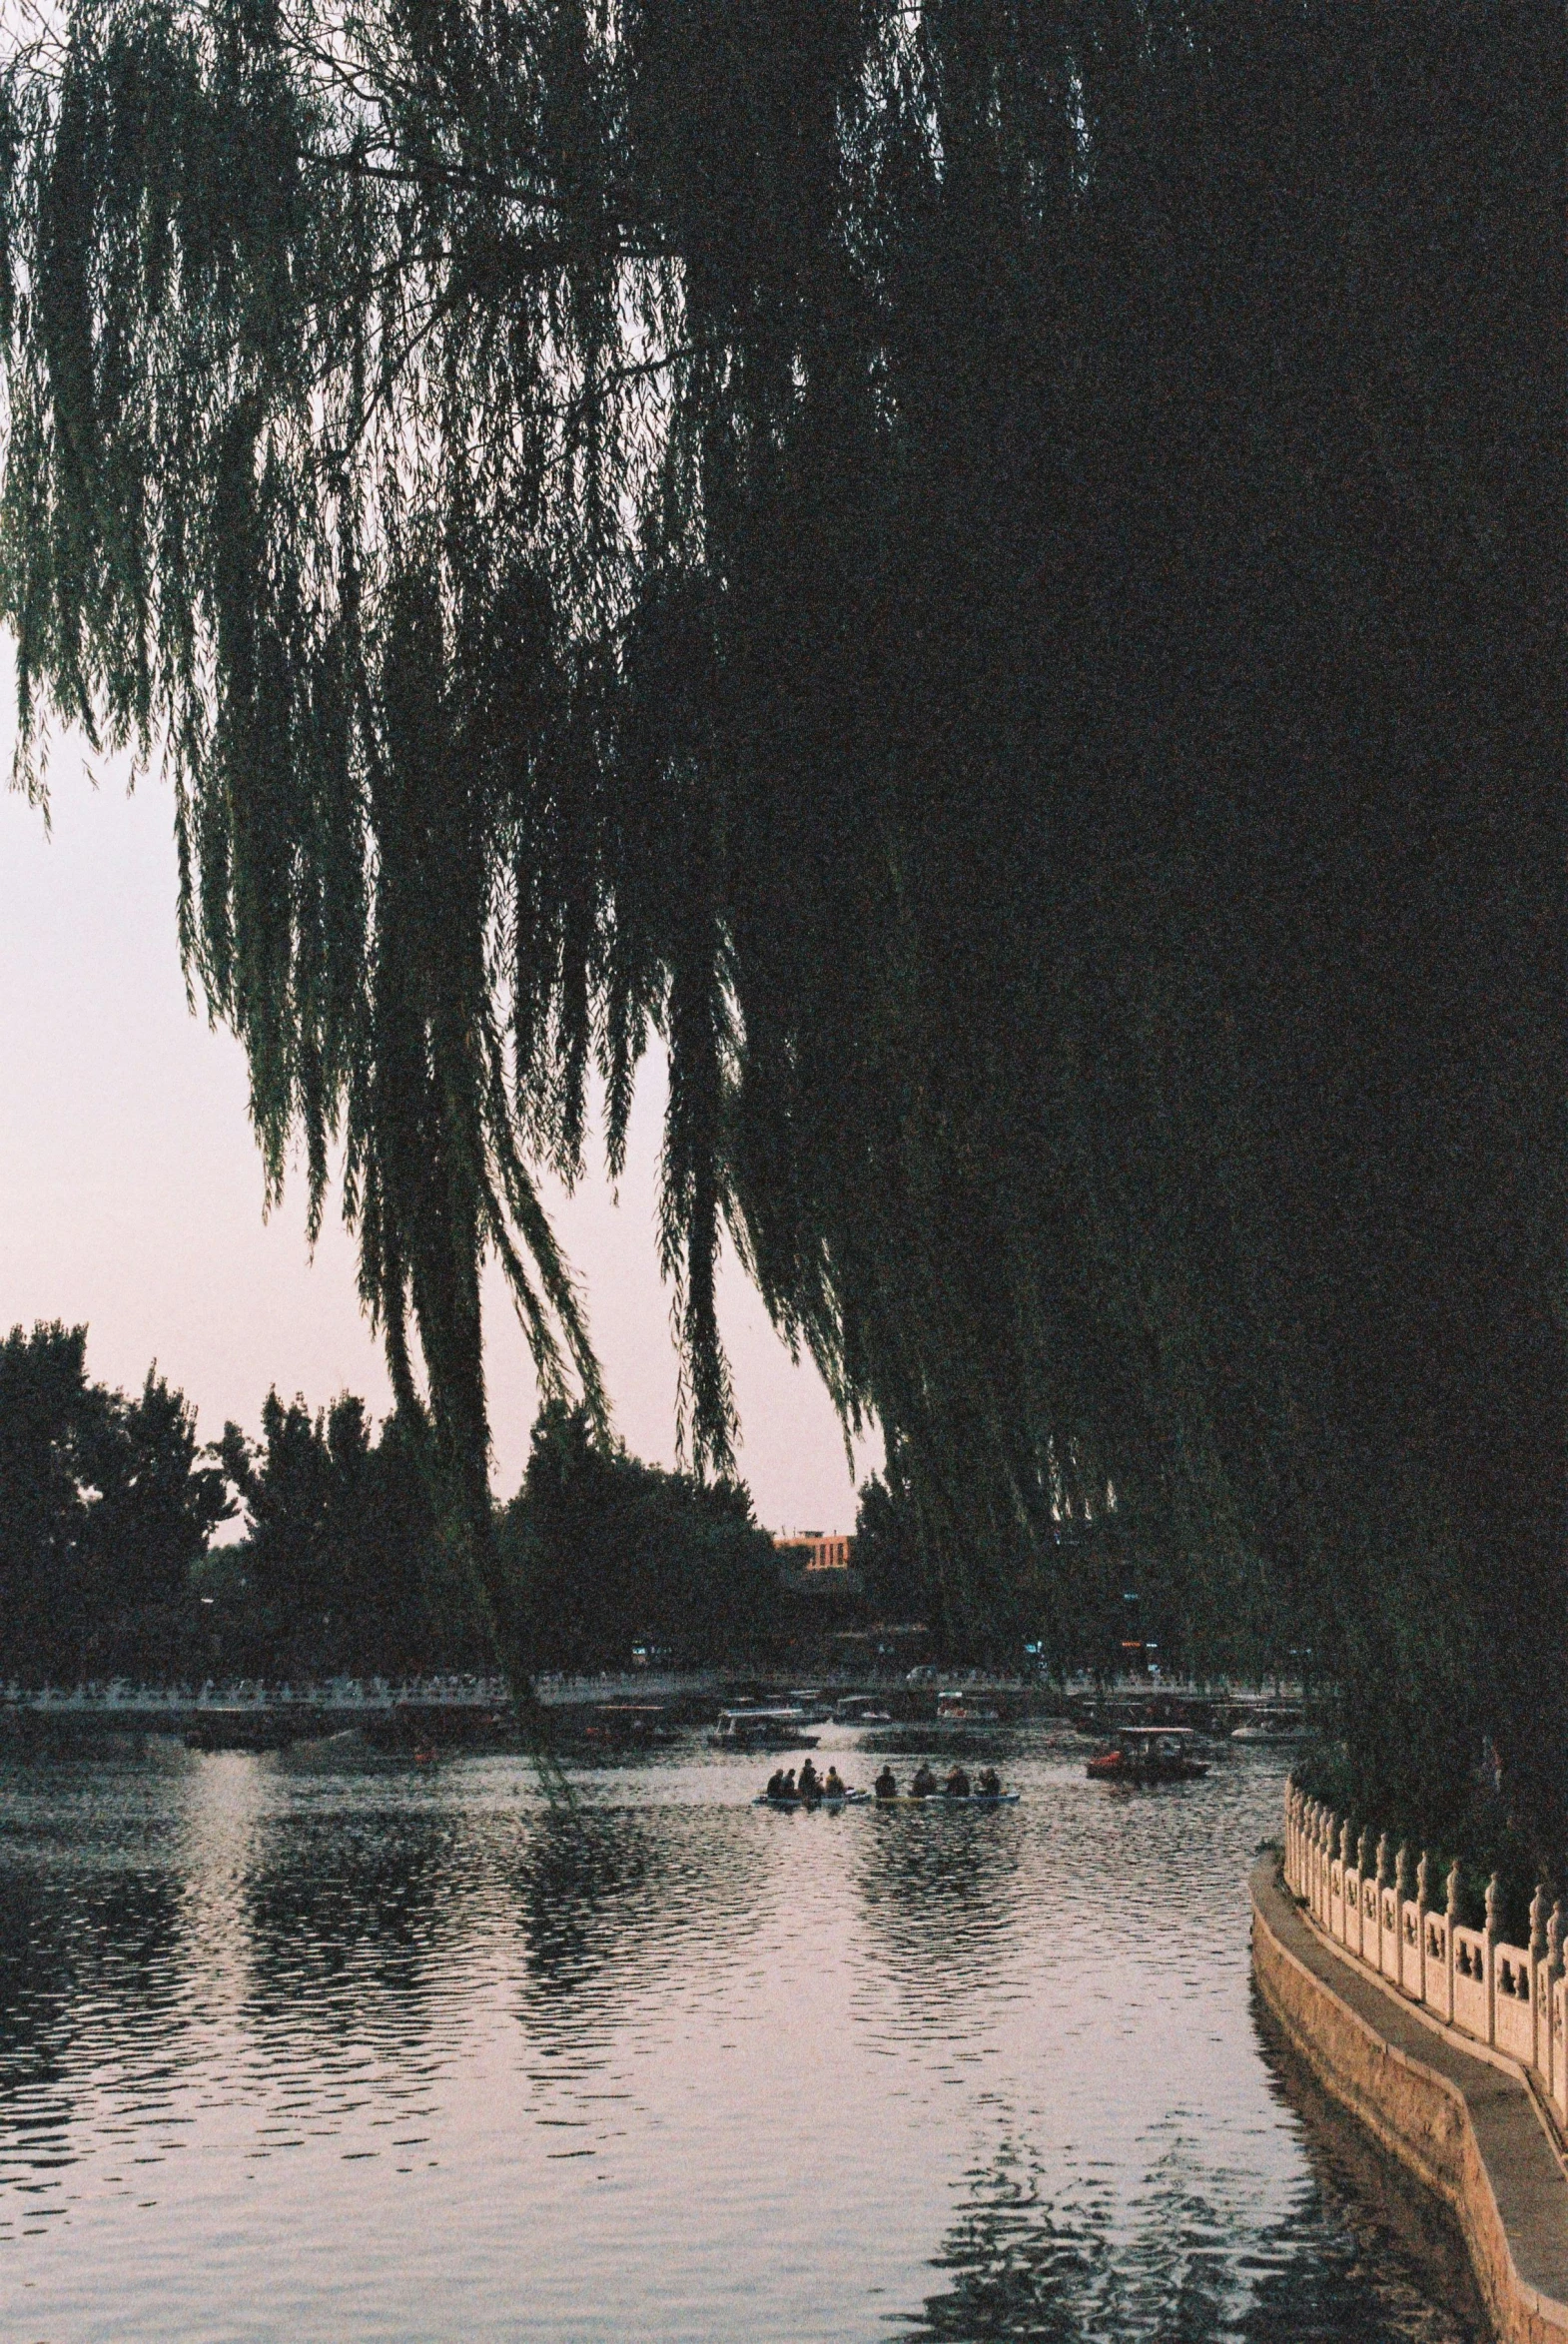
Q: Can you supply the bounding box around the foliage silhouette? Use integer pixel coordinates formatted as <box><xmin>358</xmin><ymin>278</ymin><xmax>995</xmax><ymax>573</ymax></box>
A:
<box><xmin>501</xmin><ymin>1394</ymin><xmax>799</xmax><ymax>1673</ymax></box>
<box><xmin>0</xmin><ymin>1320</ymin><xmax>229</xmax><ymax>1682</ymax></box>
<box><xmin>0</xmin><ymin>3</ymin><xmax>1557</xmax><ymax>1842</ymax></box>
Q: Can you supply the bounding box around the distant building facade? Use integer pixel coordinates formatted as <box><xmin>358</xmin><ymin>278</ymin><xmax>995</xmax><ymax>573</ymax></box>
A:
<box><xmin>773</xmin><ymin>1532</ymin><xmax>855</xmax><ymax>1574</ymax></box>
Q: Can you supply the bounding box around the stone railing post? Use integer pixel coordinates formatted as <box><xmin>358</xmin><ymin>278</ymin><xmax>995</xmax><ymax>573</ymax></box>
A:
<box><xmin>1340</xmin><ymin>1828</ymin><xmax>1359</xmax><ymax>1959</ymax></box>
<box><xmin>1549</xmin><ymin>1901</ymin><xmax>1566</xmax><ymax>2117</ymax></box>
<box><xmin>1396</xmin><ymin>1844</ymin><xmax>1413</xmax><ymax>1993</ymax></box>
<box><xmin>1416</xmin><ymin>1849</ymin><xmax>1432</xmax><ymax>2007</ymax></box>
<box><xmin>1283</xmin><ymin>1781</ymin><xmax>1293</xmax><ymax>1887</ymax></box>
<box><xmin>1485</xmin><ymin>1872</ymin><xmax>1502</xmax><ymax>2048</ymax></box>
<box><xmin>1530</xmin><ymin>1882</ymin><xmax>1550</xmax><ymax>2077</ymax></box>
<box><xmin>1298</xmin><ymin>1795</ymin><xmax>1311</xmax><ymax>1902</ymax></box>
<box><xmin>1318</xmin><ymin>1808</ymin><xmax>1334</xmax><ymax>1924</ymax></box>
<box><xmin>1283</xmin><ymin>1780</ymin><xmax>1295</xmax><ymax>1888</ymax></box>
<box><xmin>1300</xmin><ymin>1797</ymin><xmax>1313</xmax><ymax>1904</ymax></box>
<box><xmin>1446</xmin><ymin>1858</ymin><xmax>1462</xmax><ymax>2015</ymax></box>
<box><xmin>1282</xmin><ymin>1781</ymin><xmax>1294</xmax><ymax>1888</ymax></box>
<box><xmin>1374</xmin><ymin>1834</ymin><xmax>1393</xmax><ymax>1975</ymax></box>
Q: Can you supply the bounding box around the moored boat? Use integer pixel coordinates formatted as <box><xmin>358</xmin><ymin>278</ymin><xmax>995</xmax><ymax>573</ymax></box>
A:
<box><xmin>1228</xmin><ymin>1708</ymin><xmax>1304</xmax><ymax>1743</ymax></box>
<box><xmin>834</xmin><ymin>1694</ymin><xmax>894</xmax><ymax>1724</ymax></box>
<box><xmin>936</xmin><ymin>1690</ymin><xmax>1000</xmax><ymax>1724</ymax></box>
<box><xmin>708</xmin><ymin>1705</ymin><xmax>821</xmax><ymax>1752</ymax></box>
<box><xmin>582</xmin><ymin>1703</ymin><xmax>678</xmax><ymax>1747</ymax></box>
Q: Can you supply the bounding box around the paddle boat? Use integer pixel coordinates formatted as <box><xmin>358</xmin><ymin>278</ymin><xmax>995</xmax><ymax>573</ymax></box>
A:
<box><xmin>875</xmin><ymin>1789</ymin><xmax>1021</xmax><ymax>1805</ymax></box>
<box><xmin>875</xmin><ymin>1764</ymin><xmax>1019</xmax><ymax>1805</ymax></box>
<box><xmin>1086</xmin><ymin>1726</ymin><xmax>1208</xmax><ymax>1784</ymax></box>
<box><xmin>755</xmin><ymin>1787</ymin><xmax>871</xmax><ymax>1808</ymax></box>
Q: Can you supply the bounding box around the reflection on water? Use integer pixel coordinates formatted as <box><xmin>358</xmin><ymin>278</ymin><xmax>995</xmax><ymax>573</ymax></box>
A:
<box><xmin>899</xmin><ymin>2114</ymin><xmax>1484</xmax><ymax>2344</ymax></box>
<box><xmin>0</xmin><ymin>1735</ymin><xmax>1488</xmax><ymax>2342</ymax></box>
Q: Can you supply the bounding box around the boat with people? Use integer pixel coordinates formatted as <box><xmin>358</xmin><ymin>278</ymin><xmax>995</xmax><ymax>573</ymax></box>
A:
<box><xmin>936</xmin><ymin>1689</ymin><xmax>1000</xmax><ymax>1724</ymax></box>
<box><xmin>870</xmin><ymin>1790</ymin><xmax>1021</xmax><ymax>1805</ymax></box>
<box><xmin>870</xmin><ymin>1761</ymin><xmax>1019</xmax><ymax>1805</ymax></box>
<box><xmin>708</xmin><ymin>1705</ymin><xmax>821</xmax><ymax>1752</ymax></box>
<box><xmin>757</xmin><ymin>1761</ymin><xmax>865</xmax><ymax>1807</ymax></box>
<box><xmin>756</xmin><ymin>1788</ymin><xmax>871</xmax><ymax>1808</ymax></box>
<box><xmin>1086</xmin><ymin>1726</ymin><xmax>1208</xmax><ymax>1784</ymax></box>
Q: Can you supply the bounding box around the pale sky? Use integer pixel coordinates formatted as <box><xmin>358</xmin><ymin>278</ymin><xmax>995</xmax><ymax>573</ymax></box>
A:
<box><xmin>0</xmin><ymin>717</ymin><xmax>872</xmax><ymax>1533</ymax></box>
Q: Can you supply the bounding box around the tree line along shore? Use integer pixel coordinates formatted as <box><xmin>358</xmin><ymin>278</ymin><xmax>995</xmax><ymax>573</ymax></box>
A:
<box><xmin>3</xmin><ymin>1319</ymin><xmax>1305</xmax><ymax>1695</ymax></box>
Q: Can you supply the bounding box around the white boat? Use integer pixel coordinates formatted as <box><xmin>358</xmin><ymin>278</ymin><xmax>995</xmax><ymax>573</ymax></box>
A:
<box><xmin>708</xmin><ymin>1706</ymin><xmax>821</xmax><ymax>1751</ymax></box>
<box><xmin>1230</xmin><ymin>1710</ymin><xmax>1304</xmax><ymax>1743</ymax></box>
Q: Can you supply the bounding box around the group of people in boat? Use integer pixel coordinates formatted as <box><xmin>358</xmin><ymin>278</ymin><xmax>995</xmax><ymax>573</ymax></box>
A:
<box><xmin>764</xmin><ymin>1758</ymin><xmax>1006</xmax><ymax>1803</ymax></box>
<box><xmin>765</xmin><ymin>1759</ymin><xmax>850</xmax><ymax>1803</ymax></box>
<box><xmin>888</xmin><ymin>1763</ymin><xmax>1004</xmax><ymax>1801</ymax></box>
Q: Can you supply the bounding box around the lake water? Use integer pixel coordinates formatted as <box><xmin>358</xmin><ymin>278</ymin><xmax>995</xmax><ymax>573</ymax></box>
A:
<box><xmin>0</xmin><ymin>1724</ymin><xmax>1486</xmax><ymax>2343</ymax></box>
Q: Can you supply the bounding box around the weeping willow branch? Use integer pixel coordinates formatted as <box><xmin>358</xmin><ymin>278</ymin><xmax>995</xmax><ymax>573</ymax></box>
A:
<box><xmin>0</xmin><ymin>0</ymin><xmax>1557</xmax><ymax>1853</ymax></box>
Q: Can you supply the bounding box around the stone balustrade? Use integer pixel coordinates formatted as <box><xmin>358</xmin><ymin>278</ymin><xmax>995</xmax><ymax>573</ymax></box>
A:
<box><xmin>1283</xmin><ymin>1780</ymin><xmax>1568</xmax><ymax>2128</ymax></box>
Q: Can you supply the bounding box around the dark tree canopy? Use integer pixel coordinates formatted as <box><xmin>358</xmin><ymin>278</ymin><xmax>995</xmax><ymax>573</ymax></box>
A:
<box><xmin>1</xmin><ymin>3</ymin><xmax>1559</xmax><ymax>1842</ymax></box>
<box><xmin>0</xmin><ymin>1321</ymin><xmax>230</xmax><ymax>1680</ymax></box>
<box><xmin>501</xmin><ymin>1395</ymin><xmax>786</xmax><ymax>1671</ymax></box>
<box><xmin>208</xmin><ymin>1387</ymin><xmax>488</xmax><ymax>1674</ymax></box>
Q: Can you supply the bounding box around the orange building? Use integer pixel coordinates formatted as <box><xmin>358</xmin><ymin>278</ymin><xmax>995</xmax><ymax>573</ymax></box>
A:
<box><xmin>773</xmin><ymin>1532</ymin><xmax>855</xmax><ymax>1573</ymax></box>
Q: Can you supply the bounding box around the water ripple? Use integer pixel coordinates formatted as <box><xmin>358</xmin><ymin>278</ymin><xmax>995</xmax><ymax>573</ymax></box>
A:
<box><xmin>0</xmin><ymin>1734</ymin><xmax>1488</xmax><ymax>2341</ymax></box>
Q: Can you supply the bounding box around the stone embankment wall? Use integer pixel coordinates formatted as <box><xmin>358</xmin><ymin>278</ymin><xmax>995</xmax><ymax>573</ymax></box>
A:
<box><xmin>1257</xmin><ymin>1784</ymin><xmax>1568</xmax><ymax>2342</ymax></box>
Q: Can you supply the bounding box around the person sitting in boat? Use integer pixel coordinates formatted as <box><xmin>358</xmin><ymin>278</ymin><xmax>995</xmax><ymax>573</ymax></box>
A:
<box><xmin>977</xmin><ymin>1767</ymin><xmax>1002</xmax><ymax>1797</ymax></box>
<box><xmin>823</xmin><ymin>1765</ymin><xmax>847</xmax><ymax>1800</ymax></box>
<box><xmin>874</xmin><ymin>1765</ymin><xmax>898</xmax><ymax>1801</ymax></box>
<box><xmin>945</xmin><ymin>1764</ymin><xmax>972</xmax><ymax>1798</ymax></box>
<box><xmin>797</xmin><ymin>1758</ymin><xmax>822</xmax><ymax>1800</ymax></box>
<box><xmin>766</xmin><ymin>1768</ymin><xmax>787</xmax><ymax>1800</ymax></box>
<box><xmin>911</xmin><ymin>1762</ymin><xmax>938</xmax><ymax>1799</ymax></box>
<box><xmin>779</xmin><ymin>1768</ymin><xmax>798</xmax><ymax>1801</ymax></box>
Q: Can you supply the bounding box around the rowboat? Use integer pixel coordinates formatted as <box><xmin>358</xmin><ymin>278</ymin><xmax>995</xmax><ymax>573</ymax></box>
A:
<box><xmin>875</xmin><ymin>1790</ymin><xmax>1020</xmax><ymax>1806</ymax></box>
<box><xmin>754</xmin><ymin>1789</ymin><xmax>871</xmax><ymax>1808</ymax></box>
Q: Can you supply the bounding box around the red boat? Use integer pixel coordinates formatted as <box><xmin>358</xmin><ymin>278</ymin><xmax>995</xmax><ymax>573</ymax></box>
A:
<box><xmin>1087</xmin><ymin>1726</ymin><xmax>1208</xmax><ymax>1784</ymax></box>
